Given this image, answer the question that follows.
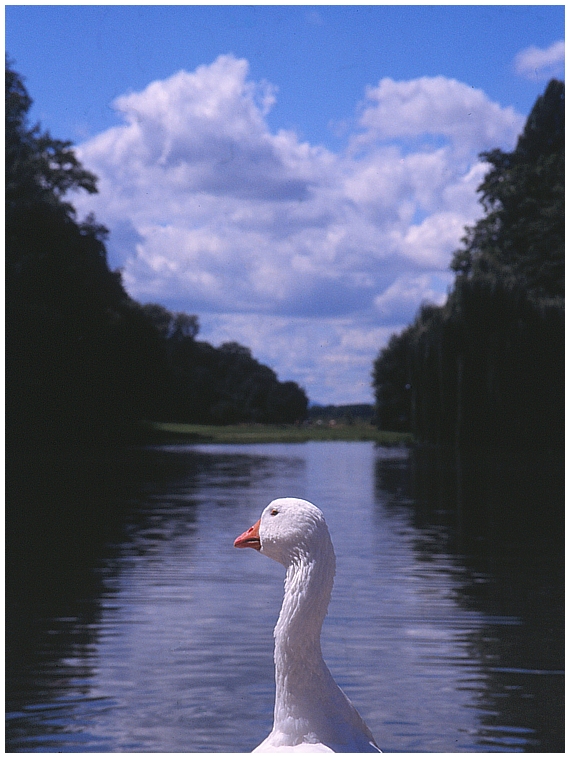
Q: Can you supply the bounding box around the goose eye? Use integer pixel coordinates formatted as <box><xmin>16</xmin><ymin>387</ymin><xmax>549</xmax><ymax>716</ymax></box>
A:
<box><xmin>270</xmin><ymin>508</ymin><xmax>279</xmax><ymax>516</ymax></box>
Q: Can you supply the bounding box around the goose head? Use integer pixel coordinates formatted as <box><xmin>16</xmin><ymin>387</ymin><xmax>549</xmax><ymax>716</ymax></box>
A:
<box><xmin>234</xmin><ymin>497</ymin><xmax>332</xmax><ymax>567</ymax></box>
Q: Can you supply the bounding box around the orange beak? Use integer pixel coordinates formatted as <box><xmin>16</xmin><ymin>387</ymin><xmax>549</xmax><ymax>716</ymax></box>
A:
<box><xmin>234</xmin><ymin>518</ymin><xmax>262</xmax><ymax>550</ymax></box>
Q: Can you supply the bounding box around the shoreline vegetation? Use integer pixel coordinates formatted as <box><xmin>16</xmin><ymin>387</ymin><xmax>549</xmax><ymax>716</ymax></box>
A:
<box><xmin>141</xmin><ymin>420</ymin><xmax>413</xmax><ymax>446</ymax></box>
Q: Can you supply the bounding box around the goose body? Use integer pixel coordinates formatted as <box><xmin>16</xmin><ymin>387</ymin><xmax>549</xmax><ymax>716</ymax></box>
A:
<box><xmin>235</xmin><ymin>498</ymin><xmax>380</xmax><ymax>753</ymax></box>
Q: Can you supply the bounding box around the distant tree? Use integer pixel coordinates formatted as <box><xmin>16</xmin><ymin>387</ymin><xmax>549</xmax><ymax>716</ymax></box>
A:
<box><xmin>140</xmin><ymin>303</ymin><xmax>200</xmax><ymax>343</ymax></box>
<box><xmin>266</xmin><ymin>381</ymin><xmax>309</xmax><ymax>424</ymax></box>
<box><xmin>308</xmin><ymin>404</ymin><xmax>374</xmax><ymax>424</ymax></box>
<box><xmin>207</xmin><ymin>342</ymin><xmax>308</xmax><ymax>424</ymax></box>
<box><xmin>372</xmin><ymin>327</ymin><xmax>413</xmax><ymax>432</ymax></box>
<box><xmin>140</xmin><ymin>303</ymin><xmax>177</xmax><ymax>340</ymax></box>
<box><xmin>171</xmin><ymin>312</ymin><xmax>200</xmax><ymax>341</ymax></box>
<box><xmin>219</xmin><ymin>341</ymin><xmax>252</xmax><ymax>357</ymax></box>
<box><xmin>136</xmin><ymin>315</ymin><xmax>308</xmax><ymax>425</ymax></box>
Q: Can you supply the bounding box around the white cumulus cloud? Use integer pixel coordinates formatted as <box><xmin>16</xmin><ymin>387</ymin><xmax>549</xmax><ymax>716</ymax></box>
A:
<box><xmin>75</xmin><ymin>55</ymin><xmax>525</xmax><ymax>404</ymax></box>
<box><xmin>354</xmin><ymin>76</ymin><xmax>522</xmax><ymax>153</ymax></box>
<box><xmin>514</xmin><ymin>40</ymin><xmax>565</xmax><ymax>80</ymax></box>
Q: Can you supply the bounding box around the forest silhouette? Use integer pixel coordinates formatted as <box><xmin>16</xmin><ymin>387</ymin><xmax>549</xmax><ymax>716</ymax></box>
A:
<box><xmin>6</xmin><ymin>59</ymin><xmax>309</xmax><ymax>449</ymax></box>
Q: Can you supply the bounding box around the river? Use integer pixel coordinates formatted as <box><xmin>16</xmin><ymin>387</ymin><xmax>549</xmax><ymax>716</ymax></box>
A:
<box><xmin>6</xmin><ymin>441</ymin><xmax>564</xmax><ymax>752</ymax></box>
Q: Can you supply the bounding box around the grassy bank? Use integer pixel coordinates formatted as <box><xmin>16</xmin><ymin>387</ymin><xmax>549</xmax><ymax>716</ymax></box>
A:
<box><xmin>142</xmin><ymin>421</ymin><xmax>413</xmax><ymax>446</ymax></box>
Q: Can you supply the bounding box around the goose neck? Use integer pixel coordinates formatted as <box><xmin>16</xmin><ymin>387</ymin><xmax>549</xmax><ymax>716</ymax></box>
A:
<box><xmin>274</xmin><ymin>546</ymin><xmax>335</xmax><ymax>656</ymax></box>
<box><xmin>271</xmin><ymin>547</ymin><xmax>336</xmax><ymax>735</ymax></box>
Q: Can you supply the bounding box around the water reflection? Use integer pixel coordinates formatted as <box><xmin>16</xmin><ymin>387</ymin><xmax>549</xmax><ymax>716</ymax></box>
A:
<box><xmin>6</xmin><ymin>442</ymin><xmax>563</xmax><ymax>752</ymax></box>
<box><xmin>374</xmin><ymin>446</ymin><xmax>564</xmax><ymax>752</ymax></box>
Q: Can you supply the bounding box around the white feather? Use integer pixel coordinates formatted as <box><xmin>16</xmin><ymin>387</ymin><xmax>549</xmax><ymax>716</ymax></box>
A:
<box><xmin>238</xmin><ymin>498</ymin><xmax>381</xmax><ymax>753</ymax></box>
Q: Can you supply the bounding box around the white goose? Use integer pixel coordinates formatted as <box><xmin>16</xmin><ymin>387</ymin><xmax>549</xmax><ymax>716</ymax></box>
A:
<box><xmin>234</xmin><ymin>497</ymin><xmax>381</xmax><ymax>753</ymax></box>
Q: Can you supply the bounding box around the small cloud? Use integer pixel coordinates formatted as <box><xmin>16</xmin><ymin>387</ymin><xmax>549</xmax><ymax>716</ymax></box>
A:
<box><xmin>514</xmin><ymin>40</ymin><xmax>565</xmax><ymax>80</ymax></box>
<box><xmin>373</xmin><ymin>274</ymin><xmax>451</xmax><ymax>325</ymax></box>
<box><xmin>353</xmin><ymin>76</ymin><xmax>523</xmax><ymax>154</ymax></box>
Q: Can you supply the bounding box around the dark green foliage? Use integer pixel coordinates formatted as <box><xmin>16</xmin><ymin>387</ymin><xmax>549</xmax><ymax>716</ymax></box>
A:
<box><xmin>6</xmin><ymin>59</ymin><xmax>308</xmax><ymax>445</ymax></box>
<box><xmin>373</xmin><ymin>80</ymin><xmax>564</xmax><ymax>449</ymax></box>
<box><xmin>143</xmin><ymin>334</ymin><xmax>308</xmax><ymax>425</ymax></box>
<box><xmin>451</xmin><ymin>79</ymin><xmax>564</xmax><ymax>303</ymax></box>
<box><xmin>372</xmin><ymin>327</ymin><xmax>414</xmax><ymax>432</ymax></box>
<box><xmin>308</xmin><ymin>404</ymin><xmax>374</xmax><ymax>424</ymax></box>
<box><xmin>6</xmin><ymin>61</ymin><xmax>98</xmax><ymax>219</ymax></box>
<box><xmin>6</xmin><ymin>60</ymin><xmax>151</xmax><ymax>443</ymax></box>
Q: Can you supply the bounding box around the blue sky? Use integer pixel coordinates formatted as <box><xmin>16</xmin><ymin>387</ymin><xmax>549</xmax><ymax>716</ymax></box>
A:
<box><xmin>6</xmin><ymin>5</ymin><xmax>565</xmax><ymax>404</ymax></box>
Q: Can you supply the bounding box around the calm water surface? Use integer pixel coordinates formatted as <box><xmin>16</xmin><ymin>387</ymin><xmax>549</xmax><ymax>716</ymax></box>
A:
<box><xmin>6</xmin><ymin>442</ymin><xmax>564</xmax><ymax>752</ymax></box>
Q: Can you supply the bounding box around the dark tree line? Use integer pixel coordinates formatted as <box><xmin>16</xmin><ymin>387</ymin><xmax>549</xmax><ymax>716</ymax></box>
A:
<box><xmin>373</xmin><ymin>80</ymin><xmax>564</xmax><ymax>449</ymax></box>
<box><xmin>6</xmin><ymin>60</ymin><xmax>308</xmax><ymax>447</ymax></box>
<box><xmin>137</xmin><ymin>303</ymin><xmax>308</xmax><ymax>425</ymax></box>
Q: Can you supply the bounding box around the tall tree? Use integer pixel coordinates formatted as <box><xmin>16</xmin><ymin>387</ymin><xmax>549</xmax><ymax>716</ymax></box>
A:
<box><xmin>451</xmin><ymin>79</ymin><xmax>564</xmax><ymax>302</ymax></box>
<box><xmin>373</xmin><ymin>80</ymin><xmax>564</xmax><ymax>449</ymax></box>
<box><xmin>6</xmin><ymin>60</ymin><xmax>98</xmax><ymax>215</ymax></box>
<box><xmin>6</xmin><ymin>59</ymin><xmax>158</xmax><ymax>443</ymax></box>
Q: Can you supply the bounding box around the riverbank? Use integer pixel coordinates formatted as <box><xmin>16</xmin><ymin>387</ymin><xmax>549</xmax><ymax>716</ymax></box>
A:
<box><xmin>142</xmin><ymin>421</ymin><xmax>413</xmax><ymax>445</ymax></box>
